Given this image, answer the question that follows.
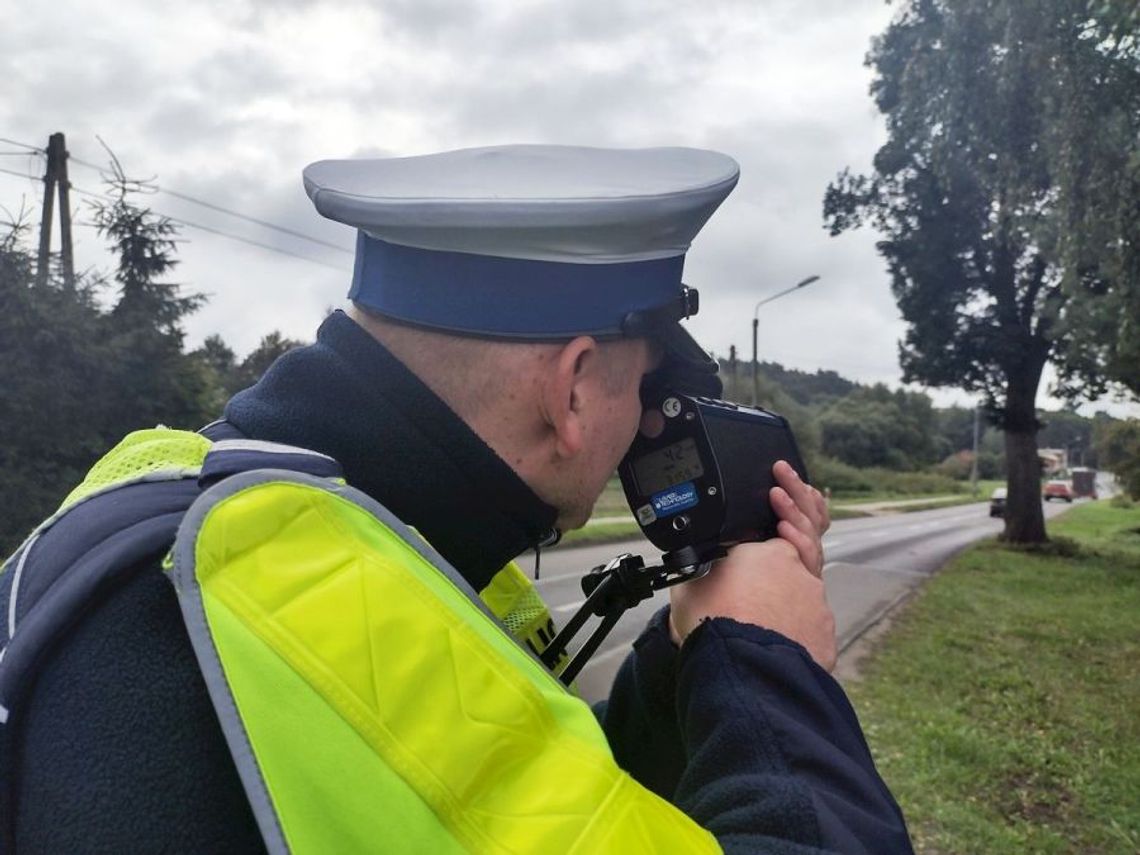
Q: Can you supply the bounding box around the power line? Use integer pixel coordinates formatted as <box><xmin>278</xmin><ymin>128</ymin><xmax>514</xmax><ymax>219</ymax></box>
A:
<box><xmin>157</xmin><ymin>187</ymin><xmax>352</xmax><ymax>254</ymax></box>
<box><xmin>1</xmin><ymin>136</ymin><xmax>350</xmax><ymax>273</ymax></box>
<box><xmin>63</xmin><ymin>149</ymin><xmax>352</xmax><ymax>255</ymax></box>
<box><xmin>0</xmin><ymin>137</ymin><xmax>43</xmax><ymax>154</ymax></box>
<box><xmin>0</xmin><ymin>166</ymin><xmax>40</xmax><ymax>228</ymax></box>
<box><xmin>0</xmin><ymin>165</ymin><xmax>40</xmax><ymax>183</ymax></box>
<box><xmin>64</xmin><ymin>153</ymin><xmax>101</xmax><ymax>171</ymax></box>
<box><xmin>2</xmin><ymin>133</ymin><xmax>352</xmax><ymax>256</ymax></box>
<box><xmin>66</xmin><ymin>182</ymin><xmax>350</xmax><ymax>272</ymax></box>
<box><xmin>163</xmin><ymin>214</ymin><xmax>350</xmax><ymax>272</ymax></box>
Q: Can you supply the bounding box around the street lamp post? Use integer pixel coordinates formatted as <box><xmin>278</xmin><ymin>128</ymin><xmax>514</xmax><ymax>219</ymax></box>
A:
<box><xmin>970</xmin><ymin>403</ymin><xmax>981</xmax><ymax>495</ymax></box>
<box><xmin>1067</xmin><ymin>436</ymin><xmax>1085</xmax><ymax>469</ymax></box>
<box><xmin>751</xmin><ymin>275</ymin><xmax>820</xmax><ymax>406</ymax></box>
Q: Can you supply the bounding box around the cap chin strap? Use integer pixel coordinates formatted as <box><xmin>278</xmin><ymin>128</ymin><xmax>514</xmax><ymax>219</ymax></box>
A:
<box><xmin>622</xmin><ymin>286</ymin><xmax>722</xmax><ymax>398</ymax></box>
<box><xmin>619</xmin><ymin>286</ymin><xmax>700</xmax><ymax>336</ymax></box>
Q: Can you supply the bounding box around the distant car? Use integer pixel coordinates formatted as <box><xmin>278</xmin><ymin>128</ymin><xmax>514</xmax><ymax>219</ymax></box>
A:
<box><xmin>989</xmin><ymin>487</ymin><xmax>1007</xmax><ymax>517</ymax></box>
<box><xmin>1043</xmin><ymin>479</ymin><xmax>1074</xmax><ymax>502</ymax></box>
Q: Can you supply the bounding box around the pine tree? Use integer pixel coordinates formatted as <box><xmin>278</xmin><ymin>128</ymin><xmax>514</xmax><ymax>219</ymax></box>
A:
<box><xmin>90</xmin><ymin>156</ymin><xmax>213</xmax><ymax>439</ymax></box>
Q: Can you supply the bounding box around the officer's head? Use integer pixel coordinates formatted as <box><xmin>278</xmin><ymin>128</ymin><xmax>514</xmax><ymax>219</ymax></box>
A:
<box><xmin>304</xmin><ymin>145</ymin><xmax>739</xmax><ymax>528</ymax></box>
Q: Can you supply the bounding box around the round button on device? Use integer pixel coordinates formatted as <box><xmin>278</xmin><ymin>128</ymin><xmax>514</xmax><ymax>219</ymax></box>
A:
<box><xmin>671</xmin><ymin>515</ymin><xmax>691</xmax><ymax>532</ymax></box>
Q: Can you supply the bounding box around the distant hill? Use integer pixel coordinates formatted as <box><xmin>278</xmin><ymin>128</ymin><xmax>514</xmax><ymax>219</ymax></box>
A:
<box><xmin>717</xmin><ymin>358</ymin><xmax>858</xmax><ymax>406</ymax></box>
<box><xmin>711</xmin><ymin>357</ymin><xmax>1111</xmax><ymax>473</ymax></box>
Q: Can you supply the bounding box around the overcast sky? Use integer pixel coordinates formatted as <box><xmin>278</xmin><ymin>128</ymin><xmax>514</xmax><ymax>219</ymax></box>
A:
<box><xmin>3</xmin><ymin>0</ymin><xmax>1135</xmax><ymax>417</ymax></box>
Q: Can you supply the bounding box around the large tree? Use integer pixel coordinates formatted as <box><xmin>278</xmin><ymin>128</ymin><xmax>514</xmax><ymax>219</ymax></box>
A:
<box><xmin>1047</xmin><ymin>2</ymin><xmax>1140</xmax><ymax>399</ymax></box>
<box><xmin>1094</xmin><ymin>418</ymin><xmax>1140</xmax><ymax>499</ymax></box>
<box><xmin>824</xmin><ymin>0</ymin><xmax>1140</xmax><ymax>542</ymax></box>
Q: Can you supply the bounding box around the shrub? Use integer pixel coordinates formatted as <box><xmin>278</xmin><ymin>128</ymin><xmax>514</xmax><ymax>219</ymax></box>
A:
<box><xmin>813</xmin><ymin>457</ymin><xmax>965</xmax><ymax>499</ymax></box>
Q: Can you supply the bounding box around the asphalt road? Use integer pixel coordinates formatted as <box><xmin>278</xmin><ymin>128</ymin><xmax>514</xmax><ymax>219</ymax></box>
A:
<box><xmin>535</xmin><ymin>499</ymin><xmax>1077</xmax><ymax>703</ymax></box>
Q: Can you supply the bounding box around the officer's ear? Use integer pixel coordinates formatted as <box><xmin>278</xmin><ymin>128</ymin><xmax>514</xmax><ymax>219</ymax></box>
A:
<box><xmin>541</xmin><ymin>336</ymin><xmax>598</xmax><ymax>460</ymax></box>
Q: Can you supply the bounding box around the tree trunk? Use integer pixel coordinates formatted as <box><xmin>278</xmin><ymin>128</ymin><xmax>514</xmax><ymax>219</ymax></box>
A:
<box><xmin>1002</xmin><ymin>354</ymin><xmax>1048</xmax><ymax>544</ymax></box>
<box><xmin>1003</xmin><ymin>428</ymin><xmax>1046</xmax><ymax>543</ymax></box>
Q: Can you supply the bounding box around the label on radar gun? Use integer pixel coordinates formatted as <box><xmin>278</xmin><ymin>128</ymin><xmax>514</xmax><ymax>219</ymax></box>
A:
<box><xmin>649</xmin><ymin>482</ymin><xmax>698</xmax><ymax>518</ymax></box>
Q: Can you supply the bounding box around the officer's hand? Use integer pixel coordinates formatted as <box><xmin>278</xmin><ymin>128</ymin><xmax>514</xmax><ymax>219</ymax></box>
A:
<box><xmin>668</xmin><ymin>540</ymin><xmax>837</xmax><ymax>671</ymax></box>
<box><xmin>769</xmin><ymin>459</ymin><xmax>830</xmax><ymax>577</ymax></box>
<box><xmin>668</xmin><ymin>461</ymin><xmax>836</xmax><ymax>671</ymax></box>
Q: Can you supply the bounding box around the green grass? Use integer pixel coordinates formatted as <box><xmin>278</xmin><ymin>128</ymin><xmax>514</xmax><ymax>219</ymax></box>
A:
<box><xmin>847</xmin><ymin>501</ymin><xmax>1140</xmax><ymax>853</ymax></box>
<box><xmin>593</xmin><ymin>475</ymin><xmax>999</xmax><ymax>519</ymax></box>
<box><xmin>561</xmin><ymin>506</ymin><xmax>869</xmax><ymax>550</ymax></box>
<box><xmin>833</xmin><ymin>479</ymin><xmax>1004</xmax><ymax>506</ymax></box>
<box><xmin>557</xmin><ymin>520</ymin><xmax>646</xmax><ymax>548</ymax></box>
<box><xmin>591</xmin><ymin>477</ymin><xmax>634</xmax><ymax>518</ymax></box>
<box><xmin>829</xmin><ymin>507</ymin><xmax>872</xmax><ymax>520</ymax></box>
<box><xmin>868</xmin><ymin>492</ymin><xmax>997</xmax><ymax>514</ymax></box>
<box><xmin>569</xmin><ymin>473</ymin><xmax>979</xmax><ymax>549</ymax></box>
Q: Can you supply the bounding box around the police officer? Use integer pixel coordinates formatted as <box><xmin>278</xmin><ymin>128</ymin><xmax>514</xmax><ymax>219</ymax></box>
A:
<box><xmin>0</xmin><ymin>145</ymin><xmax>912</xmax><ymax>852</ymax></box>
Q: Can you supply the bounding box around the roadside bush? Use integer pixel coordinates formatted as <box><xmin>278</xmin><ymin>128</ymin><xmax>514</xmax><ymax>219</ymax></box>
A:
<box><xmin>813</xmin><ymin>457</ymin><xmax>964</xmax><ymax>498</ymax></box>
<box><xmin>885</xmin><ymin>470</ymin><xmax>966</xmax><ymax>496</ymax></box>
<box><xmin>935</xmin><ymin>450</ymin><xmax>973</xmax><ymax>480</ymax></box>
<box><xmin>812</xmin><ymin>457</ymin><xmax>877</xmax><ymax>494</ymax></box>
<box><xmin>975</xmin><ymin>451</ymin><xmax>1005</xmax><ymax>479</ymax></box>
<box><xmin>935</xmin><ymin>449</ymin><xmax>1005</xmax><ymax>481</ymax></box>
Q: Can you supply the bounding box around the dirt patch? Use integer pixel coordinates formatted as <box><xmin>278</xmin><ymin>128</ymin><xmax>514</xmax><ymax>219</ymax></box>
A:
<box><xmin>999</xmin><ymin>771</ymin><xmax>1078</xmax><ymax>829</ymax></box>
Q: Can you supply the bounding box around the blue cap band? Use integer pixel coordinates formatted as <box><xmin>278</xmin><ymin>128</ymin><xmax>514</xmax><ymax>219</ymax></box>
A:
<box><xmin>349</xmin><ymin>233</ymin><xmax>686</xmax><ymax>339</ymax></box>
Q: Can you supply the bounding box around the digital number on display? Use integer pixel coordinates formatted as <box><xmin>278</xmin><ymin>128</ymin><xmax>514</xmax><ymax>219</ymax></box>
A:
<box><xmin>632</xmin><ymin>437</ymin><xmax>705</xmax><ymax>495</ymax></box>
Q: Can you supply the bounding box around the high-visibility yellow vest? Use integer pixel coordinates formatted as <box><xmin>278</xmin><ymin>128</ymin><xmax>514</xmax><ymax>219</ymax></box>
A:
<box><xmin>61</xmin><ymin>429</ymin><xmax>721</xmax><ymax>853</ymax></box>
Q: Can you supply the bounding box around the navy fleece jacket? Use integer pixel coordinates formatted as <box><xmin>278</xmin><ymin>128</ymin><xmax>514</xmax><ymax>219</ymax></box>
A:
<box><xmin>4</xmin><ymin>312</ymin><xmax>911</xmax><ymax>853</ymax></box>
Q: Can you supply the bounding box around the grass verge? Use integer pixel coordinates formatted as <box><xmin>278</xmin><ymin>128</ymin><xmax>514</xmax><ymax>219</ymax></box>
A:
<box><xmin>846</xmin><ymin>501</ymin><xmax>1140</xmax><ymax>853</ymax></box>
<box><xmin>569</xmin><ymin>477</ymin><xmax>998</xmax><ymax>548</ymax></box>
<box><xmin>564</xmin><ymin>506</ymin><xmax>872</xmax><ymax>549</ymax></box>
<box><xmin>557</xmin><ymin>521</ymin><xmax>646</xmax><ymax>548</ymax></box>
<box><xmin>831</xmin><ymin>479</ymin><xmax>1005</xmax><ymax>505</ymax></box>
<box><xmin>563</xmin><ymin>497</ymin><xmax>935</xmax><ymax>550</ymax></box>
<box><xmin>880</xmin><ymin>494</ymin><xmax>990</xmax><ymax>514</ymax></box>
<box><xmin>829</xmin><ymin>507</ymin><xmax>872</xmax><ymax>520</ymax></box>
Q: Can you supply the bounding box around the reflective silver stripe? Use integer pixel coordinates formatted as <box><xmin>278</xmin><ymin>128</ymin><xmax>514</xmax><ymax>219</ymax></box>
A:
<box><xmin>173</xmin><ymin>477</ymin><xmax>290</xmax><ymax>855</ymax></box>
<box><xmin>0</xmin><ymin>467</ymin><xmax>201</xmax><ymax>581</ymax></box>
<box><xmin>209</xmin><ymin>439</ymin><xmax>337</xmax><ymax>463</ymax></box>
<box><xmin>7</xmin><ymin>530</ymin><xmax>41</xmax><ymax>640</ymax></box>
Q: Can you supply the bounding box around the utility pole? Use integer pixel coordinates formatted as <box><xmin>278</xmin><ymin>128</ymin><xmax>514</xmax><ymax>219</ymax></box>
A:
<box><xmin>970</xmin><ymin>403</ymin><xmax>981</xmax><ymax>495</ymax></box>
<box><xmin>35</xmin><ymin>132</ymin><xmax>75</xmax><ymax>290</ymax></box>
<box><xmin>752</xmin><ymin>274</ymin><xmax>820</xmax><ymax>406</ymax></box>
<box><xmin>35</xmin><ymin>137</ymin><xmax>56</xmax><ymax>288</ymax></box>
<box><xmin>751</xmin><ymin>318</ymin><xmax>759</xmax><ymax>406</ymax></box>
<box><xmin>728</xmin><ymin>344</ymin><xmax>737</xmax><ymax>402</ymax></box>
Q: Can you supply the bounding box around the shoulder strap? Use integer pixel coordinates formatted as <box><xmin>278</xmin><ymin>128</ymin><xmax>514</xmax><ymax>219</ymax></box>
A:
<box><xmin>0</xmin><ymin>479</ymin><xmax>202</xmax><ymax>723</ymax></box>
<box><xmin>0</xmin><ymin>429</ymin><xmax>347</xmax><ymax>848</ymax></box>
<box><xmin>0</xmin><ymin>434</ymin><xmax>344</xmax><ymax>722</ymax></box>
